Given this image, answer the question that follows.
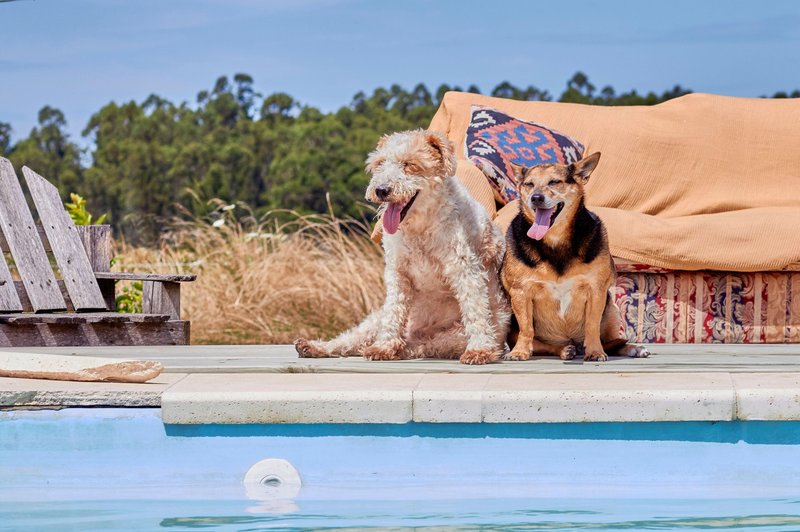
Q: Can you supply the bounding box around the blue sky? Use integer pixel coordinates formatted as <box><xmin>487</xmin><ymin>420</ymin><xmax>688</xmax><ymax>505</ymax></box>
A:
<box><xmin>1</xmin><ymin>0</ymin><xmax>798</xmax><ymax>144</ymax></box>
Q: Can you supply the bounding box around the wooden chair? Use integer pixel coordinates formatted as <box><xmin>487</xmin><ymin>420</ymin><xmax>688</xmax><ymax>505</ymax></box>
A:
<box><xmin>0</xmin><ymin>157</ymin><xmax>194</xmax><ymax>346</ymax></box>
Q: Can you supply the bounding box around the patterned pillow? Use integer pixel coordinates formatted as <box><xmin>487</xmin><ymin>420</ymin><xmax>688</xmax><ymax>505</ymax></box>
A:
<box><xmin>465</xmin><ymin>105</ymin><xmax>585</xmax><ymax>204</ymax></box>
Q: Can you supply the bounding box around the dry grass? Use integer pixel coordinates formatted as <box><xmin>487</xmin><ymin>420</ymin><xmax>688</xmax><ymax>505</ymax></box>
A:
<box><xmin>114</xmin><ymin>205</ymin><xmax>384</xmax><ymax>344</ymax></box>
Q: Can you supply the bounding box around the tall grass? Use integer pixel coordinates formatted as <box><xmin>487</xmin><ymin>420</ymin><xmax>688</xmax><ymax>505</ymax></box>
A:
<box><xmin>114</xmin><ymin>204</ymin><xmax>385</xmax><ymax>344</ymax></box>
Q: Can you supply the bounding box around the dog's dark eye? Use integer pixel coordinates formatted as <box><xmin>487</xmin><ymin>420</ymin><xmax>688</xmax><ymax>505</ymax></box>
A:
<box><xmin>548</xmin><ymin>180</ymin><xmax>561</xmax><ymax>186</ymax></box>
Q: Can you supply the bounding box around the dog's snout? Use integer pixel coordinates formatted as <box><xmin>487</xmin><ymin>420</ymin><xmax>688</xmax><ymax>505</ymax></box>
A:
<box><xmin>376</xmin><ymin>184</ymin><xmax>392</xmax><ymax>200</ymax></box>
<box><xmin>531</xmin><ymin>193</ymin><xmax>545</xmax><ymax>204</ymax></box>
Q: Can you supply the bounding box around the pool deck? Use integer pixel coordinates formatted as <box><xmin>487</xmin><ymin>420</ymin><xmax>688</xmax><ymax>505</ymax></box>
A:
<box><xmin>2</xmin><ymin>344</ymin><xmax>800</xmax><ymax>424</ymax></box>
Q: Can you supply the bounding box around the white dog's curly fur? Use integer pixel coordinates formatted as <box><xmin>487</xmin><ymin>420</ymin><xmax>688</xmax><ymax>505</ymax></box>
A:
<box><xmin>294</xmin><ymin>129</ymin><xmax>510</xmax><ymax>364</ymax></box>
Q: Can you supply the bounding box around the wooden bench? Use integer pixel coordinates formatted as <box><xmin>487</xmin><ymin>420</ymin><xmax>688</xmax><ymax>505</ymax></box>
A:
<box><xmin>0</xmin><ymin>157</ymin><xmax>194</xmax><ymax>346</ymax></box>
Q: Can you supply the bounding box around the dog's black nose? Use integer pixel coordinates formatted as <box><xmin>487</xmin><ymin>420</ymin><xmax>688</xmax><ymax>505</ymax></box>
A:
<box><xmin>531</xmin><ymin>193</ymin><xmax>545</xmax><ymax>204</ymax></box>
<box><xmin>376</xmin><ymin>184</ymin><xmax>391</xmax><ymax>200</ymax></box>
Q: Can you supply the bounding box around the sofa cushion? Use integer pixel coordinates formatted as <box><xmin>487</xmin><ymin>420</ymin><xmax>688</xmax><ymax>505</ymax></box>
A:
<box><xmin>465</xmin><ymin>106</ymin><xmax>585</xmax><ymax>204</ymax></box>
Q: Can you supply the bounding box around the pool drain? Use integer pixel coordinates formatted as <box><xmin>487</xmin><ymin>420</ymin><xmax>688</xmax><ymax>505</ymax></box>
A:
<box><xmin>243</xmin><ymin>458</ymin><xmax>301</xmax><ymax>500</ymax></box>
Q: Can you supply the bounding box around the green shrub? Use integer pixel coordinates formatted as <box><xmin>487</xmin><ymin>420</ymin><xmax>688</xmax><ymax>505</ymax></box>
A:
<box><xmin>65</xmin><ymin>193</ymin><xmax>107</xmax><ymax>226</ymax></box>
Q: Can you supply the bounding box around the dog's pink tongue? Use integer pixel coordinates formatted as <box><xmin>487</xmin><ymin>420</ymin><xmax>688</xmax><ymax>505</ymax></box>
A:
<box><xmin>527</xmin><ymin>207</ymin><xmax>554</xmax><ymax>240</ymax></box>
<box><xmin>383</xmin><ymin>202</ymin><xmax>403</xmax><ymax>235</ymax></box>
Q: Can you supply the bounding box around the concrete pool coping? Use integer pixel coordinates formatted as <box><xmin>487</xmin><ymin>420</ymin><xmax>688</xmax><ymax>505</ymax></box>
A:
<box><xmin>1</xmin><ymin>344</ymin><xmax>800</xmax><ymax>424</ymax></box>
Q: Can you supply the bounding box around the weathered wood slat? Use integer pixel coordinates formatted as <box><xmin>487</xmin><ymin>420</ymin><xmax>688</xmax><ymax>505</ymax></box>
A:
<box><xmin>11</xmin><ymin>279</ymin><xmax>72</xmax><ymax>313</ymax></box>
<box><xmin>23</xmin><ymin>167</ymin><xmax>107</xmax><ymax>311</ymax></box>
<box><xmin>0</xmin><ymin>158</ymin><xmax>65</xmax><ymax>312</ymax></box>
<box><xmin>0</xmin><ymin>224</ymin><xmax>49</xmax><ymax>252</ymax></box>
<box><xmin>95</xmin><ymin>272</ymin><xmax>197</xmax><ymax>282</ymax></box>
<box><xmin>0</xmin><ymin>320</ymin><xmax>190</xmax><ymax>346</ymax></box>
<box><xmin>143</xmin><ymin>281</ymin><xmax>181</xmax><ymax>320</ymax></box>
<box><xmin>76</xmin><ymin>225</ymin><xmax>112</xmax><ymax>273</ymax></box>
<box><xmin>0</xmin><ymin>312</ymin><xmax>170</xmax><ymax>325</ymax></box>
<box><xmin>0</xmin><ymin>250</ymin><xmax>23</xmax><ymax>312</ymax></box>
<box><xmin>0</xmin><ymin>224</ymin><xmax>110</xmax><ymax>255</ymax></box>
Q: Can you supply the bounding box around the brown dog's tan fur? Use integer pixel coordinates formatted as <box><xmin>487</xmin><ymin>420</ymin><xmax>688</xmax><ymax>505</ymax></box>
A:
<box><xmin>501</xmin><ymin>153</ymin><xmax>648</xmax><ymax>362</ymax></box>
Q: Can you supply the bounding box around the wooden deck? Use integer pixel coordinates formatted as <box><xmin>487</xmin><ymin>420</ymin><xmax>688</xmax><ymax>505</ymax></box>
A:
<box><xmin>6</xmin><ymin>343</ymin><xmax>800</xmax><ymax>373</ymax></box>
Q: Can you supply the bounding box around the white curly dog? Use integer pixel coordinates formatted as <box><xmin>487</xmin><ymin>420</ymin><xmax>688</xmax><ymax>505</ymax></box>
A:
<box><xmin>294</xmin><ymin>129</ymin><xmax>510</xmax><ymax>364</ymax></box>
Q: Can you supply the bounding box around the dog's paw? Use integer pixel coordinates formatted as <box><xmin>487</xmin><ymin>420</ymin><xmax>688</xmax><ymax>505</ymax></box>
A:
<box><xmin>461</xmin><ymin>348</ymin><xmax>500</xmax><ymax>365</ymax></box>
<box><xmin>363</xmin><ymin>340</ymin><xmax>405</xmax><ymax>361</ymax></box>
<box><xmin>294</xmin><ymin>338</ymin><xmax>334</xmax><ymax>358</ymax></box>
<box><xmin>504</xmin><ymin>348</ymin><xmax>530</xmax><ymax>361</ymax></box>
<box><xmin>559</xmin><ymin>344</ymin><xmax>577</xmax><ymax>360</ymax></box>
<box><xmin>618</xmin><ymin>344</ymin><xmax>650</xmax><ymax>358</ymax></box>
<box><xmin>584</xmin><ymin>349</ymin><xmax>608</xmax><ymax>362</ymax></box>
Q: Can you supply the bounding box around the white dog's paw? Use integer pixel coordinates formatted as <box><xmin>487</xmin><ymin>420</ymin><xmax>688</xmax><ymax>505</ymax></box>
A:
<box><xmin>363</xmin><ymin>339</ymin><xmax>405</xmax><ymax>361</ymax></box>
<box><xmin>294</xmin><ymin>338</ymin><xmax>336</xmax><ymax>358</ymax></box>
<box><xmin>461</xmin><ymin>348</ymin><xmax>500</xmax><ymax>365</ymax></box>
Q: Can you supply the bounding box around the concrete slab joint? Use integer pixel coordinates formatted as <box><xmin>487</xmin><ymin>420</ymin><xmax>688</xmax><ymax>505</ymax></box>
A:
<box><xmin>158</xmin><ymin>372</ymin><xmax>744</xmax><ymax>425</ymax></box>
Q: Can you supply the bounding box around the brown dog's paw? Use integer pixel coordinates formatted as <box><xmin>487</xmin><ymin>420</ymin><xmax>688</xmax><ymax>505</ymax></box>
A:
<box><xmin>503</xmin><ymin>348</ymin><xmax>530</xmax><ymax>361</ymax></box>
<box><xmin>618</xmin><ymin>344</ymin><xmax>650</xmax><ymax>358</ymax></box>
<box><xmin>363</xmin><ymin>340</ymin><xmax>405</xmax><ymax>361</ymax></box>
<box><xmin>294</xmin><ymin>338</ymin><xmax>333</xmax><ymax>358</ymax></box>
<box><xmin>559</xmin><ymin>344</ymin><xmax>577</xmax><ymax>360</ymax></box>
<box><xmin>584</xmin><ymin>349</ymin><xmax>608</xmax><ymax>362</ymax></box>
<box><xmin>460</xmin><ymin>348</ymin><xmax>500</xmax><ymax>365</ymax></box>
<box><xmin>603</xmin><ymin>337</ymin><xmax>628</xmax><ymax>354</ymax></box>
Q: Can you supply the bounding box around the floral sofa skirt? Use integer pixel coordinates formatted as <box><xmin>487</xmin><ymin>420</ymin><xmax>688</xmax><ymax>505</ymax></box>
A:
<box><xmin>614</xmin><ymin>261</ymin><xmax>800</xmax><ymax>343</ymax></box>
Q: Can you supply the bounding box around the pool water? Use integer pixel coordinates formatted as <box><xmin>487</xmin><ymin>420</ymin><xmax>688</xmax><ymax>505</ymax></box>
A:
<box><xmin>7</xmin><ymin>498</ymin><xmax>800</xmax><ymax>531</ymax></box>
<box><xmin>2</xmin><ymin>409</ymin><xmax>800</xmax><ymax>531</ymax></box>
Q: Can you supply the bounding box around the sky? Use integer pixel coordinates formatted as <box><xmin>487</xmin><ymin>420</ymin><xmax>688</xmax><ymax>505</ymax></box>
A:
<box><xmin>1</xmin><ymin>0</ymin><xmax>799</xmax><ymax>144</ymax></box>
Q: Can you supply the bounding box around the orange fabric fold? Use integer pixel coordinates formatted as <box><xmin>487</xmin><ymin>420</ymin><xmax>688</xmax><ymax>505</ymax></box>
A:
<box><xmin>432</xmin><ymin>91</ymin><xmax>800</xmax><ymax>272</ymax></box>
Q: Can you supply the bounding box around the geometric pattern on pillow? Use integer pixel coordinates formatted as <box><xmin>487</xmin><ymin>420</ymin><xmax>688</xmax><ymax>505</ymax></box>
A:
<box><xmin>465</xmin><ymin>105</ymin><xmax>585</xmax><ymax>204</ymax></box>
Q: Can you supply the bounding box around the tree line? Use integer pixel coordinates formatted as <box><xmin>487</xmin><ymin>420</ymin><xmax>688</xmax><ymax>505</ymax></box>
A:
<box><xmin>0</xmin><ymin>72</ymin><xmax>796</xmax><ymax>243</ymax></box>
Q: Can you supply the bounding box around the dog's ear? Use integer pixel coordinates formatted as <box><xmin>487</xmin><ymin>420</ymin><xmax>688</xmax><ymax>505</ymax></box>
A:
<box><xmin>508</xmin><ymin>163</ymin><xmax>527</xmax><ymax>185</ymax></box>
<box><xmin>364</xmin><ymin>152</ymin><xmax>384</xmax><ymax>174</ymax></box>
<box><xmin>570</xmin><ymin>152</ymin><xmax>601</xmax><ymax>185</ymax></box>
<box><xmin>365</xmin><ymin>134</ymin><xmax>391</xmax><ymax>173</ymax></box>
<box><xmin>425</xmin><ymin>130</ymin><xmax>456</xmax><ymax>177</ymax></box>
<box><xmin>375</xmin><ymin>133</ymin><xmax>390</xmax><ymax>149</ymax></box>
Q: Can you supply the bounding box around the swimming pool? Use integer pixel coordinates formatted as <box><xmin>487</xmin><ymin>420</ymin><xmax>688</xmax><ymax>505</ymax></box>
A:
<box><xmin>2</xmin><ymin>408</ymin><xmax>800</xmax><ymax>531</ymax></box>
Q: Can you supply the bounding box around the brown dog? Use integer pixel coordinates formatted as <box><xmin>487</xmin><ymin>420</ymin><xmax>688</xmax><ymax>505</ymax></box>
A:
<box><xmin>501</xmin><ymin>153</ymin><xmax>649</xmax><ymax>361</ymax></box>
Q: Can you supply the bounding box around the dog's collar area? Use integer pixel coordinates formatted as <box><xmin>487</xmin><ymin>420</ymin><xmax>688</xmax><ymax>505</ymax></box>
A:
<box><xmin>550</xmin><ymin>202</ymin><xmax>564</xmax><ymax>225</ymax></box>
<box><xmin>399</xmin><ymin>191</ymin><xmax>419</xmax><ymax>223</ymax></box>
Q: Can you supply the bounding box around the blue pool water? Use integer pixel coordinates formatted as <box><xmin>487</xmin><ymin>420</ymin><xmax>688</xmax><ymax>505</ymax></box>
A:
<box><xmin>2</xmin><ymin>409</ymin><xmax>800</xmax><ymax>531</ymax></box>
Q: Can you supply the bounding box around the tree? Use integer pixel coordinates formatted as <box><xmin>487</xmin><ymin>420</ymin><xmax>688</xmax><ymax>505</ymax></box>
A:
<box><xmin>260</xmin><ymin>92</ymin><xmax>296</xmax><ymax>124</ymax></box>
<box><xmin>233</xmin><ymin>73</ymin><xmax>260</xmax><ymax>118</ymax></box>
<box><xmin>8</xmin><ymin>106</ymin><xmax>83</xmax><ymax>197</ymax></box>
<box><xmin>0</xmin><ymin>121</ymin><xmax>11</xmax><ymax>155</ymax></box>
<box><xmin>490</xmin><ymin>81</ymin><xmax>550</xmax><ymax>102</ymax></box>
